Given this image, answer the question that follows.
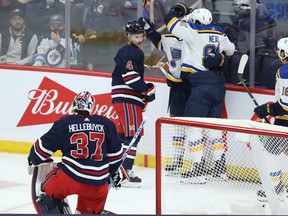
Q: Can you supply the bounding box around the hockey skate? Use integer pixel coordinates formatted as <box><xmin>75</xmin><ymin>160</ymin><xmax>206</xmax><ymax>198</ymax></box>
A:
<box><xmin>207</xmin><ymin>155</ymin><xmax>228</xmax><ymax>181</ymax></box>
<box><xmin>164</xmin><ymin>157</ymin><xmax>183</xmax><ymax>176</ymax></box>
<box><xmin>180</xmin><ymin>162</ymin><xmax>207</xmax><ymax>184</ymax></box>
<box><xmin>257</xmin><ymin>184</ymin><xmax>288</xmax><ymax>202</ymax></box>
<box><xmin>121</xmin><ymin>169</ymin><xmax>142</xmax><ymax>188</ymax></box>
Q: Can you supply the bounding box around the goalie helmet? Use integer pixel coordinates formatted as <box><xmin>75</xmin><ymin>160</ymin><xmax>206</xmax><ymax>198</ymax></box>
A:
<box><xmin>72</xmin><ymin>91</ymin><xmax>95</xmax><ymax>114</ymax></box>
<box><xmin>189</xmin><ymin>8</ymin><xmax>212</xmax><ymax>25</ymax></box>
<box><xmin>125</xmin><ymin>21</ymin><xmax>144</xmax><ymax>34</ymax></box>
<box><xmin>277</xmin><ymin>37</ymin><xmax>288</xmax><ymax>62</ymax></box>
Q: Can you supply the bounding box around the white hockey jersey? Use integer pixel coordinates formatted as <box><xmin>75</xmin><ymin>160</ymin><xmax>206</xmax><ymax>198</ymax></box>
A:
<box><xmin>158</xmin><ymin>33</ymin><xmax>183</xmax><ymax>82</ymax></box>
<box><xmin>166</xmin><ymin>18</ymin><xmax>235</xmax><ymax>76</ymax></box>
<box><xmin>274</xmin><ymin>64</ymin><xmax>288</xmax><ymax>120</ymax></box>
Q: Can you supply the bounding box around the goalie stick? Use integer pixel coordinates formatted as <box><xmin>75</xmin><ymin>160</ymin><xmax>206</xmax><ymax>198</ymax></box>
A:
<box><xmin>237</xmin><ymin>54</ymin><xmax>270</xmax><ymax>124</ymax></box>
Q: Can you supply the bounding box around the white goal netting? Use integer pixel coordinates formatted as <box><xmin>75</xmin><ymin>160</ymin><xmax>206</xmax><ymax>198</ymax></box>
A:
<box><xmin>155</xmin><ymin>117</ymin><xmax>288</xmax><ymax>215</ymax></box>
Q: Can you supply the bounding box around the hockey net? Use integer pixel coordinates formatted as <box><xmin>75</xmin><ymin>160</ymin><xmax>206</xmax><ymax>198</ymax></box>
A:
<box><xmin>155</xmin><ymin>117</ymin><xmax>288</xmax><ymax>215</ymax></box>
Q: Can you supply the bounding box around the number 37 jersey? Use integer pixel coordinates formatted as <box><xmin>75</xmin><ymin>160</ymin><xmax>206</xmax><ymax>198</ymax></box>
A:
<box><xmin>28</xmin><ymin>114</ymin><xmax>123</xmax><ymax>186</ymax></box>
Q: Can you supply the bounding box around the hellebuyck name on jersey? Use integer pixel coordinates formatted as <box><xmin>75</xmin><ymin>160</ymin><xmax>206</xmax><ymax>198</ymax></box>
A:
<box><xmin>68</xmin><ymin>123</ymin><xmax>104</xmax><ymax>133</ymax></box>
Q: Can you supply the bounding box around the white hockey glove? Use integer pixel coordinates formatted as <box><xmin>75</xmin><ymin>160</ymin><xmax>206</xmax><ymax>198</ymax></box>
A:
<box><xmin>27</xmin><ymin>157</ymin><xmax>54</xmax><ymax>175</ymax></box>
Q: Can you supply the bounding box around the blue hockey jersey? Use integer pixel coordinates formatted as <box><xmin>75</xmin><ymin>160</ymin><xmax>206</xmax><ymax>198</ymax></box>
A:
<box><xmin>28</xmin><ymin>114</ymin><xmax>123</xmax><ymax>186</ymax></box>
<box><xmin>111</xmin><ymin>43</ymin><xmax>149</xmax><ymax>108</ymax></box>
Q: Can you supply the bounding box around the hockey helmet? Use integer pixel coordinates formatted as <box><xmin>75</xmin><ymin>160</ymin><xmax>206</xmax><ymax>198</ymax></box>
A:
<box><xmin>233</xmin><ymin>0</ymin><xmax>251</xmax><ymax>15</ymax></box>
<box><xmin>72</xmin><ymin>91</ymin><xmax>95</xmax><ymax>114</ymax></box>
<box><xmin>49</xmin><ymin>14</ymin><xmax>64</xmax><ymax>25</ymax></box>
<box><xmin>189</xmin><ymin>8</ymin><xmax>212</xmax><ymax>25</ymax></box>
<box><xmin>125</xmin><ymin>21</ymin><xmax>144</xmax><ymax>34</ymax></box>
<box><xmin>277</xmin><ymin>37</ymin><xmax>288</xmax><ymax>62</ymax></box>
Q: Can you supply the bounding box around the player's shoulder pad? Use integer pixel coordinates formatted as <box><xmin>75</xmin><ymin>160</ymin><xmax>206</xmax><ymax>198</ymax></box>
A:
<box><xmin>278</xmin><ymin>64</ymin><xmax>288</xmax><ymax>79</ymax></box>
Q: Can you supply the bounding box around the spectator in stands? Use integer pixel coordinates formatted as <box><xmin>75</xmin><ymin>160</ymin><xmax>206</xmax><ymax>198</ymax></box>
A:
<box><xmin>80</xmin><ymin>0</ymin><xmax>113</xmax><ymax>70</ymax></box>
<box><xmin>120</xmin><ymin>0</ymin><xmax>138</xmax><ymax>22</ymax></box>
<box><xmin>0</xmin><ymin>8</ymin><xmax>38</xmax><ymax>65</ymax></box>
<box><xmin>0</xmin><ymin>0</ymin><xmax>25</xmax><ymax>32</ymax></box>
<box><xmin>25</xmin><ymin>0</ymin><xmax>64</xmax><ymax>37</ymax></box>
<box><xmin>70</xmin><ymin>0</ymin><xmax>86</xmax><ymax>69</ymax></box>
<box><xmin>257</xmin><ymin>0</ymin><xmax>284</xmax><ymax>20</ymax></box>
<box><xmin>222</xmin><ymin>0</ymin><xmax>277</xmax><ymax>84</ymax></box>
<box><xmin>233</xmin><ymin>0</ymin><xmax>276</xmax><ymax>54</ymax></box>
<box><xmin>70</xmin><ymin>0</ymin><xmax>86</xmax><ymax>44</ymax></box>
<box><xmin>18</xmin><ymin>0</ymin><xmax>41</xmax><ymax>4</ymax></box>
<box><xmin>33</xmin><ymin>14</ymin><xmax>79</xmax><ymax>68</ymax></box>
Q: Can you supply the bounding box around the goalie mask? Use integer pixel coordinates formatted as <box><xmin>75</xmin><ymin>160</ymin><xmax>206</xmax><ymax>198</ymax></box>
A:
<box><xmin>189</xmin><ymin>8</ymin><xmax>212</xmax><ymax>25</ymax></box>
<box><xmin>277</xmin><ymin>37</ymin><xmax>288</xmax><ymax>63</ymax></box>
<box><xmin>72</xmin><ymin>91</ymin><xmax>95</xmax><ymax>114</ymax></box>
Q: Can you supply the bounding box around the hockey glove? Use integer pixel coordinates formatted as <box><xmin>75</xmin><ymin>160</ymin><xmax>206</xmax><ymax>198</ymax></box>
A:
<box><xmin>203</xmin><ymin>50</ymin><xmax>226</xmax><ymax>69</ymax></box>
<box><xmin>143</xmin><ymin>83</ymin><xmax>156</xmax><ymax>103</ymax></box>
<box><xmin>27</xmin><ymin>156</ymin><xmax>54</xmax><ymax>175</ymax></box>
<box><xmin>138</xmin><ymin>17</ymin><xmax>155</xmax><ymax>34</ymax></box>
<box><xmin>170</xmin><ymin>3</ymin><xmax>192</xmax><ymax>17</ymax></box>
<box><xmin>110</xmin><ymin>170</ymin><xmax>123</xmax><ymax>190</ymax></box>
<box><xmin>27</xmin><ymin>157</ymin><xmax>33</xmax><ymax>175</ymax></box>
<box><xmin>254</xmin><ymin>104</ymin><xmax>274</xmax><ymax>119</ymax></box>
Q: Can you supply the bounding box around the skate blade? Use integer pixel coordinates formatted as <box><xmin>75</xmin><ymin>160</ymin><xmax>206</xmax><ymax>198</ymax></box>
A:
<box><xmin>180</xmin><ymin>177</ymin><xmax>207</xmax><ymax>185</ymax></box>
<box><xmin>164</xmin><ymin>170</ymin><xmax>180</xmax><ymax>176</ymax></box>
<box><xmin>206</xmin><ymin>174</ymin><xmax>229</xmax><ymax>181</ymax></box>
<box><xmin>121</xmin><ymin>180</ymin><xmax>141</xmax><ymax>188</ymax></box>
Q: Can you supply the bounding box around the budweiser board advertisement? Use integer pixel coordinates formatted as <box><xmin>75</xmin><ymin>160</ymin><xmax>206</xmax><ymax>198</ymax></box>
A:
<box><xmin>0</xmin><ymin>67</ymin><xmax>275</xmax><ymax>157</ymax></box>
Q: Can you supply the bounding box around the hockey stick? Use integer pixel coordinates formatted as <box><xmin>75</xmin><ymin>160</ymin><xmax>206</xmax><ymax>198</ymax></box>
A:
<box><xmin>237</xmin><ymin>54</ymin><xmax>270</xmax><ymax>123</ymax></box>
<box><xmin>122</xmin><ymin>116</ymin><xmax>147</xmax><ymax>161</ymax></box>
<box><xmin>144</xmin><ymin>56</ymin><xmax>182</xmax><ymax>82</ymax></box>
<box><xmin>144</xmin><ymin>55</ymin><xmax>166</xmax><ymax>71</ymax></box>
<box><xmin>109</xmin><ymin>117</ymin><xmax>147</xmax><ymax>187</ymax></box>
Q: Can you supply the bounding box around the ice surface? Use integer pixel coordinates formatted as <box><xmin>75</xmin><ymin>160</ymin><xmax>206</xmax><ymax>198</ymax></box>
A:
<box><xmin>0</xmin><ymin>153</ymin><xmax>155</xmax><ymax>214</ymax></box>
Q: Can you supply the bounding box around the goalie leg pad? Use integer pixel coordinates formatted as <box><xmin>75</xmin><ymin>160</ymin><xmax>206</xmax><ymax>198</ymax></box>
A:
<box><xmin>36</xmin><ymin>194</ymin><xmax>71</xmax><ymax>214</ymax></box>
<box><xmin>31</xmin><ymin>163</ymin><xmax>57</xmax><ymax>213</ymax></box>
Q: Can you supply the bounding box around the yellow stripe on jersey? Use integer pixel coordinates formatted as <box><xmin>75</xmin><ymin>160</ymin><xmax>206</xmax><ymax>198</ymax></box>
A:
<box><xmin>167</xmin><ymin>17</ymin><xmax>179</xmax><ymax>30</ymax></box>
<box><xmin>196</xmin><ymin>30</ymin><xmax>223</xmax><ymax>35</ymax></box>
<box><xmin>166</xmin><ymin>73</ymin><xmax>183</xmax><ymax>82</ymax></box>
<box><xmin>278</xmin><ymin>100</ymin><xmax>288</xmax><ymax>111</ymax></box>
<box><xmin>182</xmin><ymin>67</ymin><xmax>196</xmax><ymax>73</ymax></box>
<box><xmin>158</xmin><ymin>41</ymin><xmax>161</xmax><ymax>50</ymax></box>
<box><xmin>277</xmin><ymin>68</ymin><xmax>281</xmax><ymax>78</ymax></box>
<box><xmin>219</xmin><ymin>53</ymin><xmax>225</xmax><ymax>66</ymax></box>
<box><xmin>276</xmin><ymin>115</ymin><xmax>288</xmax><ymax>120</ymax></box>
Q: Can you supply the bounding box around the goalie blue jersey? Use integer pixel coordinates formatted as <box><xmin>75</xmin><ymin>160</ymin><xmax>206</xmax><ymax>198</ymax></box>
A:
<box><xmin>111</xmin><ymin>43</ymin><xmax>149</xmax><ymax>109</ymax></box>
<box><xmin>28</xmin><ymin>114</ymin><xmax>123</xmax><ymax>186</ymax></box>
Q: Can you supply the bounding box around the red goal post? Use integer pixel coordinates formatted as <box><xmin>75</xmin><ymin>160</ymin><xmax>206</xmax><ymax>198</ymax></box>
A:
<box><xmin>155</xmin><ymin>117</ymin><xmax>288</xmax><ymax>215</ymax></box>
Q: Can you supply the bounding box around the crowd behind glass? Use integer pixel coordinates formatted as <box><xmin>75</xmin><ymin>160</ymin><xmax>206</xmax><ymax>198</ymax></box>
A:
<box><xmin>0</xmin><ymin>0</ymin><xmax>288</xmax><ymax>89</ymax></box>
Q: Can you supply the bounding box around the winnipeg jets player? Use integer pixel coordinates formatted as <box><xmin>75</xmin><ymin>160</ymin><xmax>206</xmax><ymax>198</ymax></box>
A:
<box><xmin>28</xmin><ymin>91</ymin><xmax>123</xmax><ymax>214</ymax></box>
